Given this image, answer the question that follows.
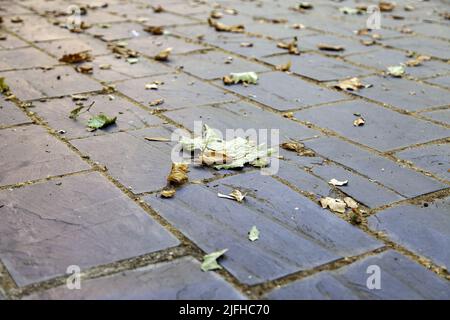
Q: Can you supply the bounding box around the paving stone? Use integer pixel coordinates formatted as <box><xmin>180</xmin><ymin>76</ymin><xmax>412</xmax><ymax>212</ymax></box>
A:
<box><xmin>345</xmin><ymin>48</ymin><xmax>450</xmax><ymax>79</ymax></box>
<box><xmin>294</xmin><ymin>100</ymin><xmax>450</xmax><ymax>151</ymax></box>
<box><xmin>303</xmin><ymin>136</ymin><xmax>447</xmax><ymax>198</ymax></box>
<box><xmin>216</xmin><ymin>71</ymin><xmax>347</xmax><ymax>111</ymax></box>
<box><xmin>86</xmin><ymin>23</ymin><xmax>147</xmax><ymax>41</ymax></box>
<box><xmin>54</xmin><ymin>8</ymin><xmax>127</xmax><ymax>26</ymax></box>
<box><xmin>421</xmin><ymin>109</ymin><xmax>450</xmax><ymax>126</ymax></box>
<box><xmin>33</xmin><ymin>94</ymin><xmax>163</xmax><ymax>140</ymax></box>
<box><xmin>0</xmin><ymin>33</ymin><xmax>29</xmax><ymax>50</ymax></box>
<box><xmin>165</xmin><ymin>101</ymin><xmax>320</xmax><ymax>142</ymax></box>
<box><xmin>0</xmin><ymin>2</ymin><xmax>33</xmax><ymax>15</ymax></box>
<box><xmin>425</xmin><ymin>75</ymin><xmax>450</xmax><ymax>89</ymax></box>
<box><xmin>369</xmin><ymin>197</ymin><xmax>450</xmax><ymax>269</ymax></box>
<box><xmin>168</xmin><ymin>50</ymin><xmax>270</xmax><ymax>80</ymax></box>
<box><xmin>0</xmin><ymin>172</ymin><xmax>179</xmax><ymax>286</ymax></box>
<box><xmin>299</xmin><ymin>34</ymin><xmax>373</xmax><ymax>56</ymax></box>
<box><xmin>3</xmin><ymin>16</ymin><xmax>70</xmax><ymax>42</ymax></box>
<box><xmin>25</xmin><ymin>257</ymin><xmax>244</xmax><ymax>300</ymax></box>
<box><xmin>124</xmin><ymin>35</ymin><xmax>206</xmax><ymax>57</ymax></box>
<box><xmin>36</xmin><ymin>35</ymin><xmax>110</xmax><ymax>57</ymax></box>
<box><xmin>144</xmin><ymin>172</ymin><xmax>381</xmax><ymax>284</ymax></box>
<box><xmin>350</xmin><ymin>76</ymin><xmax>450</xmax><ymax>112</ymax></box>
<box><xmin>71</xmin><ymin>125</ymin><xmax>215</xmax><ymax>194</ymax></box>
<box><xmin>0</xmin><ymin>66</ymin><xmax>103</xmax><ymax>101</ymax></box>
<box><xmin>395</xmin><ymin>143</ymin><xmax>450</xmax><ymax>180</ymax></box>
<box><xmin>263</xmin><ymin>53</ymin><xmax>371</xmax><ymax>82</ymax></box>
<box><xmin>311</xmin><ymin>163</ymin><xmax>405</xmax><ymax>209</ymax></box>
<box><xmin>266</xmin><ymin>250</ymin><xmax>450</xmax><ymax>299</ymax></box>
<box><xmin>117</xmin><ymin>73</ymin><xmax>235</xmax><ymax>110</ymax></box>
<box><xmin>0</xmin><ymin>96</ymin><xmax>31</xmax><ymax>127</ymax></box>
<box><xmin>409</xmin><ymin>22</ymin><xmax>450</xmax><ymax>40</ymax></box>
<box><xmin>0</xmin><ymin>125</ymin><xmax>89</xmax><ymax>186</ymax></box>
<box><xmin>80</xmin><ymin>55</ymin><xmax>171</xmax><ymax>83</ymax></box>
<box><xmin>0</xmin><ymin>47</ymin><xmax>58</xmax><ymax>71</ymax></box>
<box><xmin>382</xmin><ymin>36</ymin><xmax>450</xmax><ymax>60</ymax></box>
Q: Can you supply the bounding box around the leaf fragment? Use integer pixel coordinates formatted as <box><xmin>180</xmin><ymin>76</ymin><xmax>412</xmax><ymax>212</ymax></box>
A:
<box><xmin>379</xmin><ymin>1</ymin><xmax>396</xmax><ymax>12</ymax></box>
<box><xmin>167</xmin><ymin>163</ymin><xmax>189</xmax><ymax>186</ymax></box>
<box><xmin>149</xmin><ymin>98</ymin><xmax>164</xmax><ymax>106</ymax></box>
<box><xmin>59</xmin><ymin>51</ymin><xmax>92</xmax><ymax>64</ymax></box>
<box><xmin>87</xmin><ymin>113</ymin><xmax>117</xmax><ymax>130</ymax></box>
<box><xmin>405</xmin><ymin>55</ymin><xmax>431</xmax><ymax>67</ymax></box>
<box><xmin>160</xmin><ymin>188</ymin><xmax>176</xmax><ymax>198</ymax></box>
<box><xmin>281</xmin><ymin>141</ymin><xmax>315</xmax><ymax>157</ymax></box>
<box><xmin>144</xmin><ymin>25</ymin><xmax>164</xmax><ymax>35</ymax></box>
<box><xmin>223</xmin><ymin>72</ymin><xmax>258</xmax><ymax>85</ymax></box>
<box><xmin>334</xmin><ymin>77</ymin><xmax>369</xmax><ymax>91</ymax></box>
<box><xmin>353</xmin><ymin>117</ymin><xmax>365</xmax><ymax>127</ymax></box>
<box><xmin>0</xmin><ymin>77</ymin><xmax>9</xmax><ymax>93</ymax></box>
<box><xmin>154</xmin><ymin>47</ymin><xmax>172</xmax><ymax>61</ymax></box>
<box><xmin>248</xmin><ymin>226</ymin><xmax>260</xmax><ymax>242</ymax></box>
<box><xmin>277</xmin><ymin>37</ymin><xmax>300</xmax><ymax>55</ymax></box>
<box><xmin>218</xmin><ymin>189</ymin><xmax>246</xmax><ymax>203</ymax></box>
<box><xmin>207</xmin><ymin>18</ymin><xmax>245</xmax><ymax>33</ymax></box>
<box><xmin>344</xmin><ymin>197</ymin><xmax>359</xmax><ymax>209</ymax></box>
<box><xmin>320</xmin><ymin>197</ymin><xmax>347</xmax><ymax>213</ymax></box>
<box><xmin>317</xmin><ymin>43</ymin><xmax>345</xmax><ymax>52</ymax></box>
<box><xmin>387</xmin><ymin>65</ymin><xmax>405</xmax><ymax>77</ymax></box>
<box><xmin>276</xmin><ymin>61</ymin><xmax>292</xmax><ymax>72</ymax></box>
<box><xmin>329</xmin><ymin>179</ymin><xmax>348</xmax><ymax>186</ymax></box>
<box><xmin>201</xmin><ymin>249</ymin><xmax>228</xmax><ymax>272</ymax></box>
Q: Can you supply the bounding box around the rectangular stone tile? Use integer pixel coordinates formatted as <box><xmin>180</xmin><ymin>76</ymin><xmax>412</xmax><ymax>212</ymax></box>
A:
<box><xmin>311</xmin><ymin>163</ymin><xmax>406</xmax><ymax>209</ymax></box>
<box><xmin>264</xmin><ymin>53</ymin><xmax>372</xmax><ymax>82</ymax></box>
<box><xmin>71</xmin><ymin>126</ymin><xmax>215</xmax><ymax>194</ymax></box>
<box><xmin>124</xmin><ymin>35</ymin><xmax>206</xmax><ymax>57</ymax></box>
<box><xmin>117</xmin><ymin>73</ymin><xmax>235</xmax><ymax>110</ymax></box>
<box><xmin>0</xmin><ymin>47</ymin><xmax>58</xmax><ymax>71</ymax></box>
<box><xmin>369</xmin><ymin>197</ymin><xmax>450</xmax><ymax>269</ymax></box>
<box><xmin>82</xmin><ymin>55</ymin><xmax>171</xmax><ymax>83</ymax></box>
<box><xmin>36</xmin><ymin>35</ymin><xmax>110</xmax><ymax>57</ymax></box>
<box><xmin>86</xmin><ymin>23</ymin><xmax>147</xmax><ymax>41</ymax></box>
<box><xmin>303</xmin><ymin>137</ymin><xmax>447</xmax><ymax>198</ymax></box>
<box><xmin>0</xmin><ymin>2</ymin><xmax>32</xmax><ymax>15</ymax></box>
<box><xmin>216</xmin><ymin>71</ymin><xmax>347</xmax><ymax>111</ymax></box>
<box><xmin>25</xmin><ymin>257</ymin><xmax>244</xmax><ymax>300</ymax></box>
<box><xmin>421</xmin><ymin>109</ymin><xmax>450</xmax><ymax>126</ymax></box>
<box><xmin>294</xmin><ymin>100</ymin><xmax>450</xmax><ymax>151</ymax></box>
<box><xmin>0</xmin><ymin>172</ymin><xmax>179</xmax><ymax>286</ymax></box>
<box><xmin>3</xmin><ymin>16</ymin><xmax>70</xmax><ymax>42</ymax></box>
<box><xmin>350</xmin><ymin>76</ymin><xmax>450</xmax><ymax>112</ymax></box>
<box><xmin>144</xmin><ymin>172</ymin><xmax>382</xmax><ymax>284</ymax></box>
<box><xmin>0</xmin><ymin>96</ymin><xmax>31</xmax><ymax>127</ymax></box>
<box><xmin>165</xmin><ymin>101</ymin><xmax>320</xmax><ymax>142</ymax></box>
<box><xmin>382</xmin><ymin>36</ymin><xmax>450</xmax><ymax>60</ymax></box>
<box><xmin>0</xmin><ymin>33</ymin><xmax>29</xmax><ymax>50</ymax></box>
<box><xmin>168</xmin><ymin>50</ymin><xmax>270</xmax><ymax>80</ymax></box>
<box><xmin>0</xmin><ymin>125</ymin><xmax>89</xmax><ymax>186</ymax></box>
<box><xmin>266</xmin><ymin>250</ymin><xmax>450</xmax><ymax>299</ymax></box>
<box><xmin>395</xmin><ymin>143</ymin><xmax>450</xmax><ymax>181</ymax></box>
<box><xmin>345</xmin><ymin>48</ymin><xmax>450</xmax><ymax>79</ymax></box>
<box><xmin>409</xmin><ymin>22</ymin><xmax>450</xmax><ymax>41</ymax></box>
<box><xmin>426</xmin><ymin>75</ymin><xmax>450</xmax><ymax>89</ymax></box>
<box><xmin>0</xmin><ymin>66</ymin><xmax>103</xmax><ymax>101</ymax></box>
<box><xmin>33</xmin><ymin>94</ymin><xmax>163</xmax><ymax>140</ymax></box>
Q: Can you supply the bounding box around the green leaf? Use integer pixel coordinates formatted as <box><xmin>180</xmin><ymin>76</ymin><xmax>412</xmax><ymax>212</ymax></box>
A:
<box><xmin>387</xmin><ymin>65</ymin><xmax>405</xmax><ymax>77</ymax></box>
<box><xmin>248</xmin><ymin>226</ymin><xmax>259</xmax><ymax>242</ymax></box>
<box><xmin>87</xmin><ymin>113</ymin><xmax>117</xmax><ymax>130</ymax></box>
<box><xmin>69</xmin><ymin>106</ymin><xmax>85</xmax><ymax>120</ymax></box>
<box><xmin>201</xmin><ymin>249</ymin><xmax>228</xmax><ymax>272</ymax></box>
<box><xmin>0</xmin><ymin>77</ymin><xmax>9</xmax><ymax>93</ymax></box>
<box><xmin>230</xmin><ymin>72</ymin><xmax>258</xmax><ymax>84</ymax></box>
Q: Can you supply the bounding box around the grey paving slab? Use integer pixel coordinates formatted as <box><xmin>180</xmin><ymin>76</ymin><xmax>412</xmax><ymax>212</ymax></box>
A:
<box><xmin>25</xmin><ymin>257</ymin><xmax>244</xmax><ymax>300</ymax></box>
<box><xmin>0</xmin><ymin>33</ymin><xmax>29</xmax><ymax>50</ymax></box>
<box><xmin>164</xmin><ymin>101</ymin><xmax>320</xmax><ymax>142</ymax></box>
<box><xmin>83</xmin><ymin>55</ymin><xmax>171</xmax><ymax>83</ymax></box>
<box><xmin>421</xmin><ymin>109</ymin><xmax>450</xmax><ymax>126</ymax></box>
<box><xmin>426</xmin><ymin>75</ymin><xmax>450</xmax><ymax>89</ymax></box>
<box><xmin>117</xmin><ymin>73</ymin><xmax>235</xmax><ymax>110</ymax></box>
<box><xmin>0</xmin><ymin>125</ymin><xmax>90</xmax><ymax>186</ymax></box>
<box><xmin>369</xmin><ymin>197</ymin><xmax>450</xmax><ymax>269</ymax></box>
<box><xmin>2</xmin><ymin>16</ymin><xmax>70</xmax><ymax>42</ymax></box>
<box><xmin>409</xmin><ymin>22</ymin><xmax>450</xmax><ymax>40</ymax></box>
<box><xmin>311</xmin><ymin>163</ymin><xmax>406</xmax><ymax>209</ymax></box>
<box><xmin>36</xmin><ymin>35</ymin><xmax>111</xmax><ymax>57</ymax></box>
<box><xmin>0</xmin><ymin>47</ymin><xmax>58</xmax><ymax>71</ymax></box>
<box><xmin>33</xmin><ymin>94</ymin><xmax>163</xmax><ymax>140</ymax></box>
<box><xmin>350</xmin><ymin>76</ymin><xmax>450</xmax><ymax>111</ymax></box>
<box><xmin>395</xmin><ymin>143</ymin><xmax>450</xmax><ymax>180</ymax></box>
<box><xmin>144</xmin><ymin>172</ymin><xmax>382</xmax><ymax>285</ymax></box>
<box><xmin>168</xmin><ymin>50</ymin><xmax>270</xmax><ymax>80</ymax></box>
<box><xmin>0</xmin><ymin>96</ymin><xmax>31</xmax><ymax>127</ymax></box>
<box><xmin>303</xmin><ymin>136</ymin><xmax>447</xmax><ymax>198</ymax></box>
<box><xmin>216</xmin><ymin>71</ymin><xmax>347</xmax><ymax>111</ymax></box>
<box><xmin>263</xmin><ymin>53</ymin><xmax>371</xmax><ymax>82</ymax></box>
<box><xmin>294</xmin><ymin>100</ymin><xmax>450</xmax><ymax>151</ymax></box>
<box><xmin>71</xmin><ymin>126</ymin><xmax>215</xmax><ymax>194</ymax></box>
<box><xmin>266</xmin><ymin>250</ymin><xmax>450</xmax><ymax>299</ymax></box>
<box><xmin>0</xmin><ymin>172</ymin><xmax>179</xmax><ymax>286</ymax></box>
<box><xmin>382</xmin><ymin>36</ymin><xmax>450</xmax><ymax>60</ymax></box>
<box><xmin>125</xmin><ymin>35</ymin><xmax>206</xmax><ymax>57</ymax></box>
<box><xmin>0</xmin><ymin>66</ymin><xmax>103</xmax><ymax>101</ymax></box>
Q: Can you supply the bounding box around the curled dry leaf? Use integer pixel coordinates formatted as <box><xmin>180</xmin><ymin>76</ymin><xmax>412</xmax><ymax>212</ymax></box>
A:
<box><xmin>277</xmin><ymin>37</ymin><xmax>300</xmax><ymax>55</ymax></box>
<box><xmin>405</xmin><ymin>55</ymin><xmax>431</xmax><ymax>67</ymax></box>
<box><xmin>144</xmin><ymin>25</ymin><xmax>164</xmax><ymax>35</ymax></box>
<box><xmin>149</xmin><ymin>98</ymin><xmax>164</xmax><ymax>106</ymax></box>
<box><xmin>223</xmin><ymin>72</ymin><xmax>258</xmax><ymax>85</ymax></box>
<box><xmin>218</xmin><ymin>189</ymin><xmax>246</xmax><ymax>203</ymax></box>
<box><xmin>152</xmin><ymin>5</ymin><xmax>164</xmax><ymax>13</ymax></box>
<box><xmin>281</xmin><ymin>141</ymin><xmax>316</xmax><ymax>157</ymax></box>
<box><xmin>334</xmin><ymin>77</ymin><xmax>369</xmax><ymax>91</ymax></box>
<box><xmin>317</xmin><ymin>43</ymin><xmax>345</xmax><ymax>52</ymax></box>
<box><xmin>361</xmin><ymin>39</ymin><xmax>376</xmax><ymax>46</ymax></box>
<box><xmin>387</xmin><ymin>65</ymin><xmax>405</xmax><ymax>77</ymax></box>
<box><xmin>379</xmin><ymin>1</ymin><xmax>396</xmax><ymax>12</ymax></box>
<box><xmin>240</xmin><ymin>42</ymin><xmax>253</xmax><ymax>47</ymax></box>
<box><xmin>210</xmin><ymin>10</ymin><xmax>223</xmax><ymax>19</ymax></box>
<box><xmin>145</xmin><ymin>83</ymin><xmax>159</xmax><ymax>90</ymax></box>
<box><xmin>154</xmin><ymin>47</ymin><xmax>172</xmax><ymax>61</ymax></box>
<box><xmin>75</xmin><ymin>64</ymin><xmax>93</xmax><ymax>74</ymax></box>
<box><xmin>201</xmin><ymin>249</ymin><xmax>228</xmax><ymax>272</ymax></box>
<box><xmin>160</xmin><ymin>189</ymin><xmax>176</xmax><ymax>198</ymax></box>
<box><xmin>208</xmin><ymin>18</ymin><xmax>245</xmax><ymax>33</ymax></box>
<box><xmin>329</xmin><ymin>178</ymin><xmax>348</xmax><ymax>186</ymax></box>
<box><xmin>344</xmin><ymin>197</ymin><xmax>359</xmax><ymax>209</ymax></box>
<box><xmin>59</xmin><ymin>51</ymin><xmax>92</xmax><ymax>63</ymax></box>
<box><xmin>276</xmin><ymin>61</ymin><xmax>292</xmax><ymax>72</ymax></box>
<box><xmin>282</xmin><ymin>112</ymin><xmax>294</xmax><ymax>119</ymax></box>
<box><xmin>0</xmin><ymin>77</ymin><xmax>9</xmax><ymax>93</ymax></box>
<box><xmin>167</xmin><ymin>163</ymin><xmax>189</xmax><ymax>186</ymax></box>
<box><xmin>248</xmin><ymin>226</ymin><xmax>260</xmax><ymax>242</ymax></box>
<box><xmin>353</xmin><ymin>117</ymin><xmax>365</xmax><ymax>127</ymax></box>
<box><xmin>200</xmin><ymin>150</ymin><xmax>231</xmax><ymax>166</ymax></box>
<box><xmin>320</xmin><ymin>197</ymin><xmax>347</xmax><ymax>213</ymax></box>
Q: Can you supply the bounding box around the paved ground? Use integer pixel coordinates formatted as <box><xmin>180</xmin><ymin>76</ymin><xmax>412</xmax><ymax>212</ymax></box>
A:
<box><xmin>0</xmin><ymin>0</ymin><xmax>450</xmax><ymax>300</ymax></box>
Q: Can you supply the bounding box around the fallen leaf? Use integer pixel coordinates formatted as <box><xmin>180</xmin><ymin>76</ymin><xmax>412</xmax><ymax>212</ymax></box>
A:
<box><xmin>248</xmin><ymin>226</ymin><xmax>260</xmax><ymax>242</ymax></box>
<box><xmin>10</xmin><ymin>16</ymin><xmax>23</xmax><ymax>23</ymax></box>
<box><xmin>149</xmin><ymin>98</ymin><xmax>164</xmax><ymax>106</ymax></box>
<box><xmin>99</xmin><ymin>64</ymin><xmax>111</xmax><ymax>70</ymax></box>
<box><xmin>240</xmin><ymin>42</ymin><xmax>253</xmax><ymax>47</ymax></box>
<box><xmin>329</xmin><ymin>179</ymin><xmax>348</xmax><ymax>186</ymax></box>
<box><xmin>360</xmin><ymin>39</ymin><xmax>376</xmax><ymax>46</ymax></box>
<box><xmin>208</xmin><ymin>18</ymin><xmax>245</xmax><ymax>33</ymax></box>
<box><xmin>282</xmin><ymin>111</ymin><xmax>294</xmax><ymax>119</ymax></box>
<box><xmin>152</xmin><ymin>5</ymin><xmax>164</xmax><ymax>13</ymax></box>
<box><xmin>0</xmin><ymin>77</ymin><xmax>9</xmax><ymax>93</ymax></box>
<box><xmin>344</xmin><ymin>197</ymin><xmax>359</xmax><ymax>209</ymax></box>
<box><xmin>69</xmin><ymin>106</ymin><xmax>85</xmax><ymax>120</ymax></box>
<box><xmin>75</xmin><ymin>64</ymin><xmax>93</xmax><ymax>74</ymax></box>
<box><xmin>87</xmin><ymin>113</ymin><xmax>117</xmax><ymax>130</ymax></box>
<box><xmin>145</xmin><ymin>83</ymin><xmax>159</xmax><ymax>90</ymax></box>
<box><xmin>59</xmin><ymin>51</ymin><xmax>92</xmax><ymax>63</ymax></box>
<box><xmin>334</xmin><ymin>77</ymin><xmax>369</xmax><ymax>91</ymax></box>
<box><xmin>144</xmin><ymin>137</ymin><xmax>170</xmax><ymax>142</ymax></box>
<box><xmin>291</xmin><ymin>23</ymin><xmax>305</xmax><ymax>29</ymax></box>
<box><xmin>127</xmin><ymin>57</ymin><xmax>139</xmax><ymax>64</ymax></box>
<box><xmin>277</xmin><ymin>37</ymin><xmax>300</xmax><ymax>55</ymax></box>
<box><xmin>317</xmin><ymin>43</ymin><xmax>345</xmax><ymax>52</ymax></box>
<box><xmin>379</xmin><ymin>1</ymin><xmax>395</xmax><ymax>12</ymax></box>
<box><xmin>144</xmin><ymin>25</ymin><xmax>164</xmax><ymax>35</ymax></box>
<box><xmin>201</xmin><ymin>249</ymin><xmax>228</xmax><ymax>272</ymax></box>
<box><xmin>387</xmin><ymin>65</ymin><xmax>405</xmax><ymax>77</ymax></box>
<box><xmin>210</xmin><ymin>10</ymin><xmax>223</xmax><ymax>19</ymax></box>
<box><xmin>200</xmin><ymin>150</ymin><xmax>231</xmax><ymax>166</ymax></box>
<box><xmin>339</xmin><ymin>7</ymin><xmax>362</xmax><ymax>15</ymax></box>
<box><xmin>223</xmin><ymin>72</ymin><xmax>258</xmax><ymax>85</ymax></box>
<box><xmin>281</xmin><ymin>141</ymin><xmax>316</xmax><ymax>157</ymax></box>
<box><xmin>218</xmin><ymin>189</ymin><xmax>246</xmax><ymax>202</ymax></box>
<box><xmin>154</xmin><ymin>47</ymin><xmax>172</xmax><ymax>61</ymax></box>
<box><xmin>276</xmin><ymin>61</ymin><xmax>292</xmax><ymax>72</ymax></box>
<box><xmin>405</xmin><ymin>55</ymin><xmax>431</xmax><ymax>67</ymax></box>
<box><xmin>160</xmin><ymin>189</ymin><xmax>176</xmax><ymax>198</ymax></box>
<box><xmin>353</xmin><ymin>117</ymin><xmax>365</xmax><ymax>127</ymax></box>
<box><xmin>167</xmin><ymin>163</ymin><xmax>189</xmax><ymax>186</ymax></box>
<box><xmin>71</xmin><ymin>94</ymin><xmax>88</xmax><ymax>101</ymax></box>
<box><xmin>320</xmin><ymin>197</ymin><xmax>347</xmax><ymax>213</ymax></box>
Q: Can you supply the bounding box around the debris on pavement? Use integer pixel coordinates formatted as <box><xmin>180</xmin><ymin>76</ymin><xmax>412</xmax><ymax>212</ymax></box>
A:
<box><xmin>87</xmin><ymin>113</ymin><xmax>117</xmax><ymax>130</ymax></box>
<box><xmin>167</xmin><ymin>163</ymin><xmax>189</xmax><ymax>186</ymax></box>
<box><xmin>248</xmin><ymin>226</ymin><xmax>260</xmax><ymax>242</ymax></box>
<box><xmin>59</xmin><ymin>51</ymin><xmax>93</xmax><ymax>64</ymax></box>
<box><xmin>223</xmin><ymin>72</ymin><xmax>258</xmax><ymax>85</ymax></box>
<box><xmin>387</xmin><ymin>65</ymin><xmax>406</xmax><ymax>77</ymax></box>
<box><xmin>277</xmin><ymin>37</ymin><xmax>300</xmax><ymax>55</ymax></box>
<box><xmin>201</xmin><ymin>249</ymin><xmax>228</xmax><ymax>272</ymax></box>
<box><xmin>208</xmin><ymin>18</ymin><xmax>245</xmax><ymax>33</ymax></box>
<box><xmin>217</xmin><ymin>189</ymin><xmax>246</xmax><ymax>203</ymax></box>
<box><xmin>281</xmin><ymin>141</ymin><xmax>316</xmax><ymax>157</ymax></box>
<box><xmin>329</xmin><ymin>179</ymin><xmax>348</xmax><ymax>186</ymax></box>
<box><xmin>334</xmin><ymin>77</ymin><xmax>370</xmax><ymax>91</ymax></box>
<box><xmin>154</xmin><ymin>48</ymin><xmax>172</xmax><ymax>61</ymax></box>
<box><xmin>320</xmin><ymin>197</ymin><xmax>347</xmax><ymax>213</ymax></box>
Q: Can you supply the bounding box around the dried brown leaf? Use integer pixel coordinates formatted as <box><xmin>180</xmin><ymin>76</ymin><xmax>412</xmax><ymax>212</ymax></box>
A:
<box><xmin>167</xmin><ymin>163</ymin><xmax>189</xmax><ymax>186</ymax></box>
<box><xmin>59</xmin><ymin>51</ymin><xmax>92</xmax><ymax>64</ymax></box>
<box><xmin>154</xmin><ymin>47</ymin><xmax>172</xmax><ymax>61</ymax></box>
<box><xmin>317</xmin><ymin>43</ymin><xmax>345</xmax><ymax>52</ymax></box>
